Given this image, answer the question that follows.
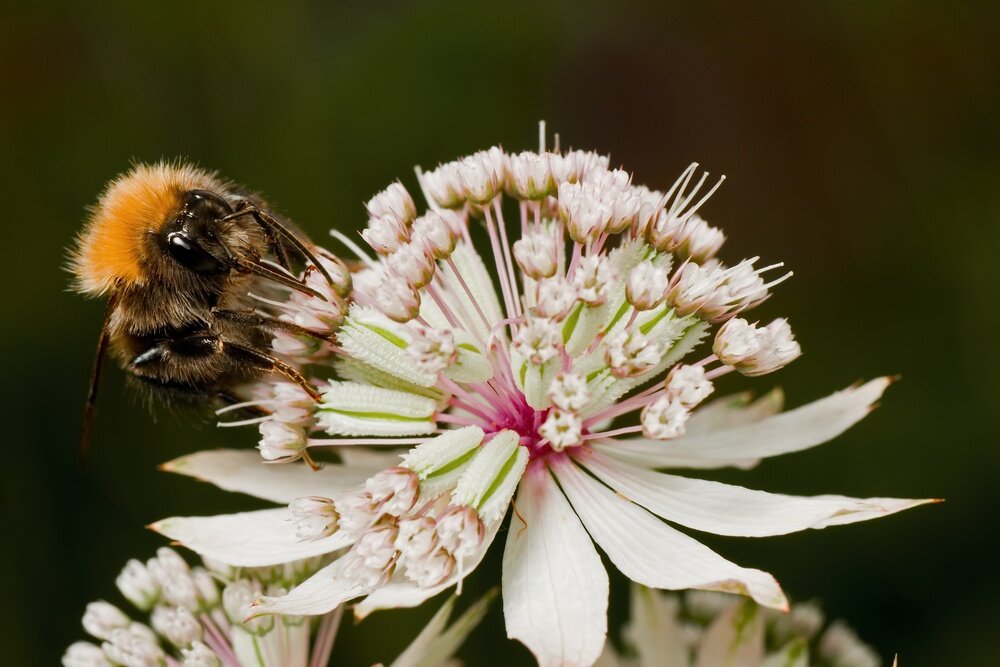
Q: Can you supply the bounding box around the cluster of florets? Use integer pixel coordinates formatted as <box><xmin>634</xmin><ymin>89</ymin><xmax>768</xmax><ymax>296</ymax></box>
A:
<box><xmin>63</xmin><ymin>548</ymin><xmax>325</xmax><ymax>667</ymax></box>
<box><xmin>288</xmin><ymin>427</ymin><xmax>526</xmax><ymax>591</ymax></box>
<box><xmin>242</xmin><ymin>144</ymin><xmax>801</xmax><ymax>467</ymax></box>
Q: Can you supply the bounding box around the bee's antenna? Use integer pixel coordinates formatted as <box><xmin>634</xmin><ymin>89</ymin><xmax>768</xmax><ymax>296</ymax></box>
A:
<box><xmin>80</xmin><ymin>294</ymin><xmax>116</xmax><ymax>465</ymax></box>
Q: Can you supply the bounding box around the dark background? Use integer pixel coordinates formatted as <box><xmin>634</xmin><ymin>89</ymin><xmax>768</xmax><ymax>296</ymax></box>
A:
<box><xmin>2</xmin><ymin>1</ymin><xmax>997</xmax><ymax>665</ymax></box>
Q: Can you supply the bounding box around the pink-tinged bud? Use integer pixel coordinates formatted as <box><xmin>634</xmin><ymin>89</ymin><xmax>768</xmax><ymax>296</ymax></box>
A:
<box><xmin>390</xmin><ymin>242</ymin><xmax>436</xmax><ymax>288</ymax></box>
<box><xmin>664</xmin><ymin>364</ymin><xmax>713</xmax><ymax>407</ymax></box>
<box><xmin>559</xmin><ymin>182</ymin><xmax>610</xmax><ymax>244</ymax></box>
<box><xmin>352</xmin><ymin>524</ymin><xmax>400</xmax><ymax>574</ymax></box>
<box><xmin>539</xmin><ymin>409</ymin><xmax>583</xmax><ymax>451</ymax></box>
<box><xmin>423</xmin><ymin>160</ymin><xmax>466</xmax><ymax>209</ymax></box>
<box><xmin>289</xmin><ymin>496</ymin><xmax>340</xmax><ymax>541</ymax></box>
<box><xmin>314</xmin><ymin>250</ymin><xmax>353</xmax><ymax>298</ymax></box>
<box><xmin>435</xmin><ymin>505</ymin><xmax>485</xmax><ymax>559</ymax></box>
<box><xmin>374</xmin><ymin>270</ymin><xmax>422</xmax><ymax>322</ymax></box>
<box><xmin>366</xmin><ymin>182</ymin><xmax>417</xmax><ymax>226</ymax></box>
<box><xmin>513</xmin><ymin>231</ymin><xmax>559</xmax><ymax>280</ymax></box>
<box><xmin>362</xmin><ymin>214</ymin><xmax>409</xmax><ymax>256</ymax></box>
<box><xmin>395</xmin><ymin>516</ymin><xmax>439</xmax><ymax>564</ymax></box>
<box><xmin>641</xmin><ymin>396</ymin><xmax>690</xmax><ymax>440</ymax></box>
<box><xmin>403</xmin><ymin>547</ymin><xmax>456</xmax><ymax>588</ymax></box>
<box><xmin>366</xmin><ymin>467</ymin><xmax>420</xmax><ymax>517</ymax></box>
<box><xmin>257</xmin><ymin>421</ymin><xmax>308</xmax><ymax>463</ymax></box>
<box><xmin>625</xmin><ymin>260</ymin><xmax>670</xmax><ymax>311</ymax></box>
<box><xmin>507</xmin><ymin>151</ymin><xmax>556</xmax><ymax>200</ymax></box>
<box><xmin>459</xmin><ymin>147</ymin><xmax>507</xmax><ymax>204</ymax></box>
<box><xmin>411</xmin><ymin>211</ymin><xmax>457</xmax><ymax>259</ymax></box>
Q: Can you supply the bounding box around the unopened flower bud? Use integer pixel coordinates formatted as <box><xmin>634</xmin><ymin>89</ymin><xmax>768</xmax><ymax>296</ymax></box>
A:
<box><xmin>150</xmin><ymin>605</ymin><xmax>202</xmax><ymax>648</ymax></box>
<box><xmin>560</xmin><ymin>182</ymin><xmax>610</xmax><ymax>244</ymax></box>
<box><xmin>411</xmin><ymin>211</ymin><xmax>456</xmax><ymax>259</ymax></box>
<box><xmin>116</xmin><ymin>559</ymin><xmax>159</xmax><ymax>612</ymax></box>
<box><xmin>181</xmin><ymin>641</ymin><xmax>222</xmax><ymax>667</ymax></box>
<box><xmin>62</xmin><ymin>642</ymin><xmax>111</xmax><ymax>667</ymax></box>
<box><xmin>675</xmin><ymin>214</ymin><xmax>725</xmax><ymax>262</ymax></box>
<box><xmin>714</xmin><ymin>318</ymin><xmax>800</xmax><ymax>376</ymax></box>
<box><xmin>513</xmin><ymin>231</ymin><xmax>558</xmax><ymax>280</ymax></box>
<box><xmin>423</xmin><ymin>161</ymin><xmax>465</xmax><ymax>209</ymax></box>
<box><xmin>102</xmin><ymin>627</ymin><xmax>166</xmax><ymax>667</ymax></box>
<box><xmin>435</xmin><ymin>505</ymin><xmax>486</xmax><ymax>559</ymax></box>
<box><xmin>391</xmin><ymin>242</ymin><xmax>436</xmax><ymax>288</ymax></box>
<box><xmin>223</xmin><ymin>580</ymin><xmax>273</xmax><ymax>634</ymax></box>
<box><xmin>626</xmin><ymin>260</ymin><xmax>669</xmax><ymax>310</ymax></box>
<box><xmin>641</xmin><ymin>396</ymin><xmax>689</xmax><ymax>440</ymax></box>
<box><xmin>508</xmin><ymin>151</ymin><xmax>555</xmax><ymax>200</ymax></box>
<box><xmin>362</xmin><ymin>214</ymin><xmax>408</xmax><ymax>256</ymax></box>
<box><xmin>366</xmin><ymin>467</ymin><xmax>420</xmax><ymax>517</ymax></box>
<box><xmin>82</xmin><ymin>601</ymin><xmax>130</xmax><ymax>641</ymax></box>
<box><xmin>191</xmin><ymin>568</ymin><xmax>219</xmax><ymax>608</ymax></box>
<box><xmin>374</xmin><ymin>271</ymin><xmax>421</xmax><ymax>322</ymax></box>
<box><xmin>395</xmin><ymin>516</ymin><xmax>439</xmax><ymax>564</ymax></box>
<box><xmin>366</xmin><ymin>182</ymin><xmax>416</xmax><ymax>226</ymax></box>
<box><xmin>257</xmin><ymin>420</ymin><xmax>308</xmax><ymax>463</ymax></box>
<box><xmin>289</xmin><ymin>496</ymin><xmax>340</xmax><ymax>541</ymax></box>
<box><xmin>460</xmin><ymin>148</ymin><xmax>506</xmax><ymax>204</ymax></box>
<box><xmin>404</xmin><ymin>548</ymin><xmax>456</xmax><ymax>587</ymax></box>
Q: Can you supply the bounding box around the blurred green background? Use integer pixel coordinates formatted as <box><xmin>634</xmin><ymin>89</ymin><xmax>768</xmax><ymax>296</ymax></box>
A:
<box><xmin>1</xmin><ymin>1</ymin><xmax>997</xmax><ymax>664</ymax></box>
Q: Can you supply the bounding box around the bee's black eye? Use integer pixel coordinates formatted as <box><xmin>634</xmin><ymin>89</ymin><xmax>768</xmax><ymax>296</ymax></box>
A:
<box><xmin>166</xmin><ymin>232</ymin><xmax>225</xmax><ymax>273</ymax></box>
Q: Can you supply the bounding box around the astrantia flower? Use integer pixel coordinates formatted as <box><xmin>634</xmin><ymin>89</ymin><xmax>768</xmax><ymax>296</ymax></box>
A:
<box><xmin>597</xmin><ymin>585</ymin><xmax>884</xmax><ymax>667</ymax></box>
<box><xmin>63</xmin><ymin>547</ymin><xmax>493</xmax><ymax>667</ymax></box>
<box><xmin>155</xmin><ymin>136</ymin><xmax>933</xmax><ymax>667</ymax></box>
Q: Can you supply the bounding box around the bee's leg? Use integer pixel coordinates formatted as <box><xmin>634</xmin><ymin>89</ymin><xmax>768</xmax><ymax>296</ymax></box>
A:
<box><xmin>130</xmin><ymin>335</ymin><xmax>321</xmax><ymax>402</ymax></box>
<box><xmin>219</xmin><ymin>340</ymin><xmax>323</xmax><ymax>402</ymax></box>
<box><xmin>231</xmin><ymin>200</ymin><xmax>294</xmax><ymax>269</ymax></box>
<box><xmin>210</xmin><ymin>307</ymin><xmax>334</xmax><ymax>342</ymax></box>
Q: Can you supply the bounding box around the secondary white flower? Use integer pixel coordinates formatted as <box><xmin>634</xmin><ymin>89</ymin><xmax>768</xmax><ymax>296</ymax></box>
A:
<box><xmin>596</xmin><ymin>585</ymin><xmax>883</xmax><ymax>667</ymax></box>
<box><xmin>64</xmin><ymin>548</ymin><xmax>492</xmax><ymax>667</ymax></box>
<box><xmin>155</xmin><ymin>137</ymin><xmax>933</xmax><ymax>667</ymax></box>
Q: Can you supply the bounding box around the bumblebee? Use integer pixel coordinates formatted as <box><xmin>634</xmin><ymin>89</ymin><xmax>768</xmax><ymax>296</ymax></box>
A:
<box><xmin>70</xmin><ymin>162</ymin><xmax>345</xmax><ymax>452</ymax></box>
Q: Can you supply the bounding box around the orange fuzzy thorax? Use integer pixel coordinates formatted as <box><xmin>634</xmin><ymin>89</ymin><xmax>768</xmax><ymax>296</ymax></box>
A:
<box><xmin>70</xmin><ymin>162</ymin><xmax>222</xmax><ymax>295</ymax></box>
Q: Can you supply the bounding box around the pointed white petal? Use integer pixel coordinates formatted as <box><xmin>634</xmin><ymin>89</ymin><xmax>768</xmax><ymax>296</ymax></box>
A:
<box><xmin>354</xmin><ymin>519</ymin><xmax>503</xmax><ymax>618</ymax></box>
<box><xmin>578</xmin><ymin>449</ymin><xmax>934</xmax><ymax>537</ymax></box>
<box><xmin>388</xmin><ymin>589</ymin><xmax>497</xmax><ymax>667</ymax></box>
<box><xmin>253</xmin><ymin>558</ymin><xmax>369</xmax><ymax>616</ymax></box>
<box><xmin>684</xmin><ymin>389</ymin><xmax>783</xmax><ymax>436</ymax></box>
<box><xmin>502</xmin><ymin>466</ymin><xmax>609</xmax><ymax>667</ymax></box>
<box><xmin>161</xmin><ymin>449</ymin><xmax>382</xmax><ymax>504</ymax></box>
<box><xmin>600</xmin><ymin>378</ymin><xmax>891</xmax><ymax>469</ymax></box>
<box><xmin>693</xmin><ymin>598</ymin><xmax>765</xmax><ymax>667</ymax></box>
<box><xmin>151</xmin><ymin>509</ymin><xmax>351</xmax><ymax>567</ymax></box>
<box><xmin>551</xmin><ymin>458</ymin><xmax>787</xmax><ymax>610</ymax></box>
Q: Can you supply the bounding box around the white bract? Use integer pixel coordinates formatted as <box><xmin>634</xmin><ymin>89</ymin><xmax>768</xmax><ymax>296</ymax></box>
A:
<box><xmin>154</xmin><ymin>137</ymin><xmax>932</xmax><ymax>667</ymax></box>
